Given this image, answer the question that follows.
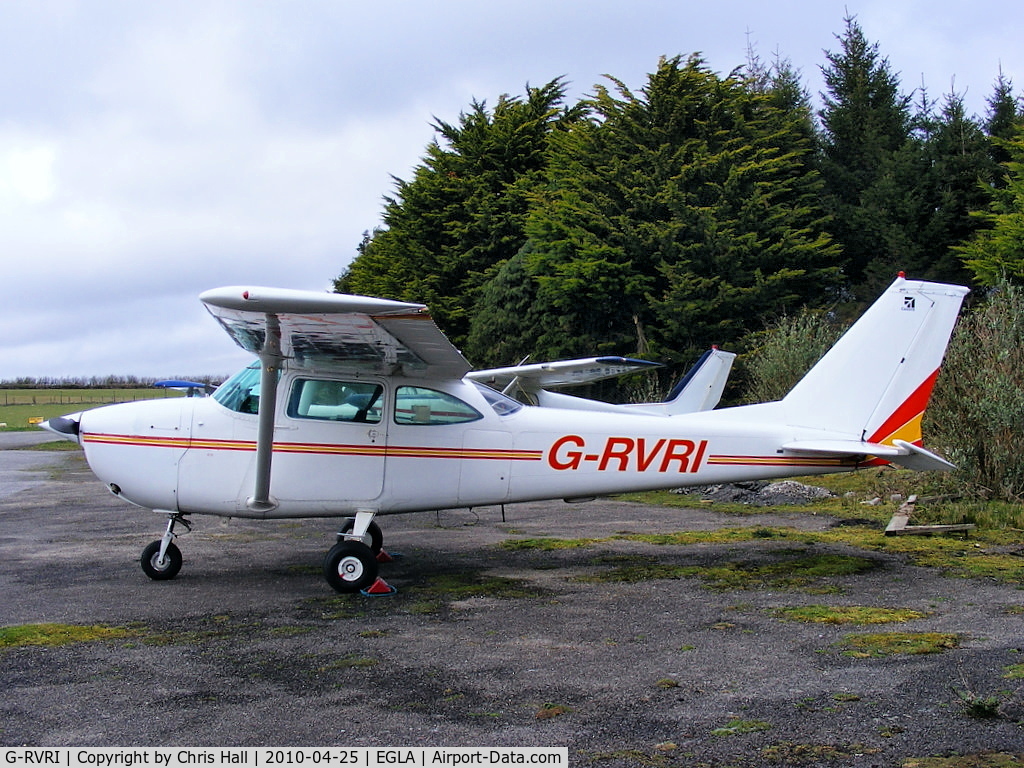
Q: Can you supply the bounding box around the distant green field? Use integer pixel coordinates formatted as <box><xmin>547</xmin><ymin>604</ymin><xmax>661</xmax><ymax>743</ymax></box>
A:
<box><xmin>0</xmin><ymin>388</ymin><xmax>182</xmax><ymax>430</ymax></box>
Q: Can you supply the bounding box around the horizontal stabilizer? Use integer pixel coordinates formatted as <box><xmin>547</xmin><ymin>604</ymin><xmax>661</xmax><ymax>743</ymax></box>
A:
<box><xmin>889</xmin><ymin>439</ymin><xmax>956</xmax><ymax>472</ymax></box>
<box><xmin>534</xmin><ymin>388</ymin><xmax>658</xmax><ymax>414</ymax></box>
<box><xmin>782</xmin><ymin>438</ymin><xmax>955</xmax><ymax>472</ymax></box>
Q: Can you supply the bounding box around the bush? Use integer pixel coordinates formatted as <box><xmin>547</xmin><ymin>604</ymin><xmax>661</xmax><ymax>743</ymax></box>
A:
<box><xmin>926</xmin><ymin>280</ymin><xmax>1024</xmax><ymax>501</ymax></box>
<box><xmin>742</xmin><ymin>309</ymin><xmax>845</xmax><ymax>403</ymax></box>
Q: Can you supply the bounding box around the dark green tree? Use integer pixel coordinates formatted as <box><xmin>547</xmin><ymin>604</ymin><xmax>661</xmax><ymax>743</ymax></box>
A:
<box><xmin>502</xmin><ymin>55</ymin><xmax>840</xmax><ymax>369</ymax></box>
<box><xmin>956</xmin><ymin>126</ymin><xmax>1024</xmax><ymax>284</ymax></box>
<box><xmin>745</xmin><ymin>45</ymin><xmax>818</xmax><ymax>151</ymax></box>
<box><xmin>818</xmin><ymin>14</ymin><xmax>912</xmax><ymax>292</ymax></box>
<box><xmin>984</xmin><ymin>70</ymin><xmax>1021</xmax><ymax>188</ymax></box>
<box><xmin>464</xmin><ymin>244</ymin><xmax>544</xmax><ymax>366</ymax></box>
<box><xmin>336</xmin><ymin>79</ymin><xmax>585</xmax><ymax>347</ymax></box>
<box><xmin>858</xmin><ymin>90</ymin><xmax>991</xmax><ymax>290</ymax></box>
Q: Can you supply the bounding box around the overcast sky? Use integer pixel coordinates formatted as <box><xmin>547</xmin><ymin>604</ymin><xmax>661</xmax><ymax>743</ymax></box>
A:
<box><xmin>2</xmin><ymin>0</ymin><xmax>1021</xmax><ymax>380</ymax></box>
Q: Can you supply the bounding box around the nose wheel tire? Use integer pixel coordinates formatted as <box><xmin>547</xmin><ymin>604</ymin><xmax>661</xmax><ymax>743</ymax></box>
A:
<box><xmin>323</xmin><ymin>540</ymin><xmax>378</xmax><ymax>593</ymax></box>
<box><xmin>141</xmin><ymin>540</ymin><xmax>183</xmax><ymax>581</ymax></box>
<box><xmin>337</xmin><ymin>518</ymin><xmax>383</xmax><ymax>553</ymax></box>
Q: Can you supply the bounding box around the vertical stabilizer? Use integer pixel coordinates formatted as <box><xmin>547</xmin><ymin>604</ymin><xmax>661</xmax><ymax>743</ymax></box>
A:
<box><xmin>662</xmin><ymin>347</ymin><xmax>736</xmax><ymax>414</ymax></box>
<box><xmin>781</xmin><ymin>276</ymin><xmax>968</xmax><ymax>446</ymax></box>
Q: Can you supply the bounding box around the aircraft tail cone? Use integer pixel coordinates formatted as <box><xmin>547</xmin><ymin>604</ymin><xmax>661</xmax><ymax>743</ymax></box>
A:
<box><xmin>361</xmin><ymin>577</ymin><xmax>398</xmax><ymax>597</ymax></box>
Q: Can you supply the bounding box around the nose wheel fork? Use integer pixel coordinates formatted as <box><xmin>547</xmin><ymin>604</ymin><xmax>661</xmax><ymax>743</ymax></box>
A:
<box><xmin>140</xmin><ymin>513</ymin><xmax>191</xmax><ymax>581</ymax></box>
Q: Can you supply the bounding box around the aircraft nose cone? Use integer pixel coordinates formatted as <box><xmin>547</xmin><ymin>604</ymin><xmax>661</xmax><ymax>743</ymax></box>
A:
<box><xmin>40</xmin><ymin>413</ymin><xmax>82</xmax><ymax>442</ymax></box>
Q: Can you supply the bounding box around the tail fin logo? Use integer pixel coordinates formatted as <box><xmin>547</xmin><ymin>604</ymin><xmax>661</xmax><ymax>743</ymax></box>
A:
<box><xmin>903</xmin><ymin>297</ymin><xmax>916</xmax><ymax>311</ymax></box>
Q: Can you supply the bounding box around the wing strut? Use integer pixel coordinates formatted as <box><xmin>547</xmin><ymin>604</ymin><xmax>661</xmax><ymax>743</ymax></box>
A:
<box><xmin>249</xmin><ymin>314</ymin><xmax>282</xmax><ymax>513</ymax></box>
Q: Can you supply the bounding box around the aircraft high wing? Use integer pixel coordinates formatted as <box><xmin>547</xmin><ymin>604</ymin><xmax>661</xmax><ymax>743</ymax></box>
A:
<box><xmin>42</xmin><ymin>275</ymin><xmax>968</xmax><ymax>595</ymax></box>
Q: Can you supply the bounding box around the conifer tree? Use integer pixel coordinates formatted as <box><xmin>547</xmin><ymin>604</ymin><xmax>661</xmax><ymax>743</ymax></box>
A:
<box><xmin>985</xmin><ymin>70</ymin><xmax>1022</xmax><ymax>187</ymax></box>
<box><xmin>858</xmin><ymin>90</ymin><xmax>991</xmax><ymax>289</ymax></box>
<box><xmin>336</xmin><ymin>79</ymin><xmax>584</xmax><ymax>347</ymax></box>
<box><xmin>818</xmin><ymin>14</ymin><xmax>912</xmax><ymax>293</ymax></box>
<box><xmin>508</xmin><ymin>56</ymin><xmax>840</xmax><ymax>368</ymax></box>
<box><xmin>957</xmin><ymin>126</ymin><xmax>1024</xmax><ymax>284</ymax></box>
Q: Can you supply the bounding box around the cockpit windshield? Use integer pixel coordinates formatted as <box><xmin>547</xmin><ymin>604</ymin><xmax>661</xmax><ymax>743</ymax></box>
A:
<box><xmin>213</xmin><ymin>363</ymin><xmax>264</xmax><ymax>414</ymax></box>
<box><xmin>472</xmin><ymin>381</ymin><xmax>523</xmax><ymax>416</ymax></box>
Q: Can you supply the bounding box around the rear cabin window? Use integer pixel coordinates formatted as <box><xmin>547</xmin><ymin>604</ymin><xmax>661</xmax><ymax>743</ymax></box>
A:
<box><xmin>288</xmin><ymin>379</ymin><xmax>383</xmax><ymax>423</ymax></box>
<box><xmin>394</xmin><ymin>386</ymin><xmax>482</xmax><ymax>425</ymax></box>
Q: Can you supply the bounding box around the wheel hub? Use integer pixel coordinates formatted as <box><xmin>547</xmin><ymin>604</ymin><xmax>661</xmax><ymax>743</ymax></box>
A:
<box><xmin>337</xmin><ymin>556</ymin><xmax>365</xmax><ymax>581</ymax></box>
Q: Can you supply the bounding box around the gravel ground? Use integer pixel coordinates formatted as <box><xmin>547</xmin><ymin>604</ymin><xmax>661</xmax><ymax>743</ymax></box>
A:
<box><xmin>1</xmin><ymin>446</ymin><xmax>1022</xmax><ymax>765</ymax></box>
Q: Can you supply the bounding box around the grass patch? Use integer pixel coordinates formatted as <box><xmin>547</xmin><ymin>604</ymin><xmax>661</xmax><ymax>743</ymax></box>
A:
<box><xmin>0</xmin><ymin>622</ymin><xmax>133</xmax><ymax>649</ymax></box>
<box><xmin>318</xmin><ymin>654</ymin><xmax>379</xmax><ymax>671</ymax></box>
<box><xmin>500</xmin><ymin>537</ymin><xmax>606</xmax><ymax>551</ymax></box>
<box><xmin>775</xmin><ymin>605</ymin><xmax>930</xmax><ymax>625</ymax></box>
<box><xmin>401</xmin><ymin>570</ymin><xmax>537</xmax><ymax>615</ymax></box>
<box><xmin>516</xmin><ymin>466</ymin><xmax>1024</xmax><ymax>585</ymax></box>
<box><xmin>412</xmin><ymin>572</ymin><xmax>535</xmax><ymax>600</ymax></box>
<box><xmin>902</xmin><ymin>754</ymin><xmax>1024</xmax><ymax>767</ymax></box>
<box><xmin>535</xmin><ymin>702</ymin><xmax>571</xmax><ymax>720</ymax></box>
<box><xmin>762</xmin><ymin>742</ymin><xmax>879</xmax><ymax>762</ymax></box>
<box><xmin>832</xmin><ymin>692</ymin><xmax>862</xmax><ymax>702</ymax></box>
<box><xmin>711</xmin><ymin>718</ymin><xmax>771</xmax><ymax>737</ymax></box>
<box><xmin>628</xmin><ymin>465</ymin><xmax>1024</xmax><ymax>530</ymax></box>
<box><xmin>837</xmin><ymin>631</ymin><xmax>960</xmax><ymax>657</ymax></box>
<box><xmin>529</xmin><ymin>523</ymin><xmax>1024</xmax><ymax>585</ymax></box>
<box><xmin>22</xmin><ymin>439</ymin><xmax>82</xmax><ymax>452</ymax></box>
<box><xmin>624</xmin><ymin>488</ymin><xmax>848</xmax><ymax>518</ymax></box>
<box><xmin>574</xmin><ymin>557</ymin><xmax>697</xmax><ymax>584</ymax></box>
<box><xmin>1003</xmin><ymin>664</ymin><xmax>1024</xmax><ymax>680</ymax></box>
<box><xmin>574</xmin><ymin>551</ymin><xmax>878</xmax><ymax>592</ymax></box>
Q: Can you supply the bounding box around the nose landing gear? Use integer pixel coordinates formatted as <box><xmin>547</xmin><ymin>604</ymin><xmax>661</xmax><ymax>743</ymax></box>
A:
<box><xmin>323</xmin><ymin>511</ymin><xmax>392</xmax><ymax>594</ymax></box>
<box><xmin>140</xmin><ymin>513</ymin><xmax>191</xmax><ymax>581</ymax></box>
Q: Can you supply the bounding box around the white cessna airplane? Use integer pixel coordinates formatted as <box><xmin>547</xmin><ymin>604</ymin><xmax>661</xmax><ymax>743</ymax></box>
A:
<box><xmin>43</xmin><ymin>274</ymin><xmax>967</xmax><ymax>594</ymax></box>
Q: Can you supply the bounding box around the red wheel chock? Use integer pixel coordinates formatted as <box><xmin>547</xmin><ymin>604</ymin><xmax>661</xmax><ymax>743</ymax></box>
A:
<box><xmin>361</xmin><ymin>577</ymin><xmax>398</xmax><ymax>597</ymax></box>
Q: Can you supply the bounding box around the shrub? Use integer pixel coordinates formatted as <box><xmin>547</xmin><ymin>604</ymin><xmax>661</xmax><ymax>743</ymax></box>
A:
<box><xmin>926</xmin><ymin>279</ymin><xmax>1024</xmax><ymax>501</ymax></box>
<box><xmin>742</xmin><ymin>309</ymin><xmax>845</xmax><ymax>403</ymax></box>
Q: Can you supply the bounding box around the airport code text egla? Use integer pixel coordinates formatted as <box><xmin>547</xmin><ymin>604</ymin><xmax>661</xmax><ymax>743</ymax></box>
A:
<box><xmin>3</xmin><ymin>749</ymin><xmax>569</xmax><ymax>767</ymax></box>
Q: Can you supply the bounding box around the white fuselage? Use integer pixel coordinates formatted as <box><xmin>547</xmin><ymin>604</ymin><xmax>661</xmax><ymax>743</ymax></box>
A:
<box><xmin>76</xmin><ymin>371</ymin><xmax>856</xmax><ymax>519</ymax></box>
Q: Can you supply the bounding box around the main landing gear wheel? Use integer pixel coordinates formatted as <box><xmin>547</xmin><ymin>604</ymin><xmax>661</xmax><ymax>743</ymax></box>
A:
<box><xmin>140</xmin><ymin>540</ymin><xmax>183</xmax><ymax>581</ymax></box>
<box><xmin>337</xmin><ymin>518</ymin><xmax>383</xmax><ymax>553</ymax></box>
<box><xmin>323</xmin><ymin>541</ymin><xmax>379</xmax><ymax>593</ymax></box>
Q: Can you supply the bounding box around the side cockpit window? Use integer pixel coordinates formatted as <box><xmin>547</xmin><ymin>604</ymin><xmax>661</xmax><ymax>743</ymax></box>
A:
<box><xmin>394</xmin><ymin>386</ymin><xmax>482</xmax><ymax>425</ymax></box>
<box><xmin>288</xmin><ymin>379</ymin><xmax>383</xmax><ymax>423</ymax></box>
